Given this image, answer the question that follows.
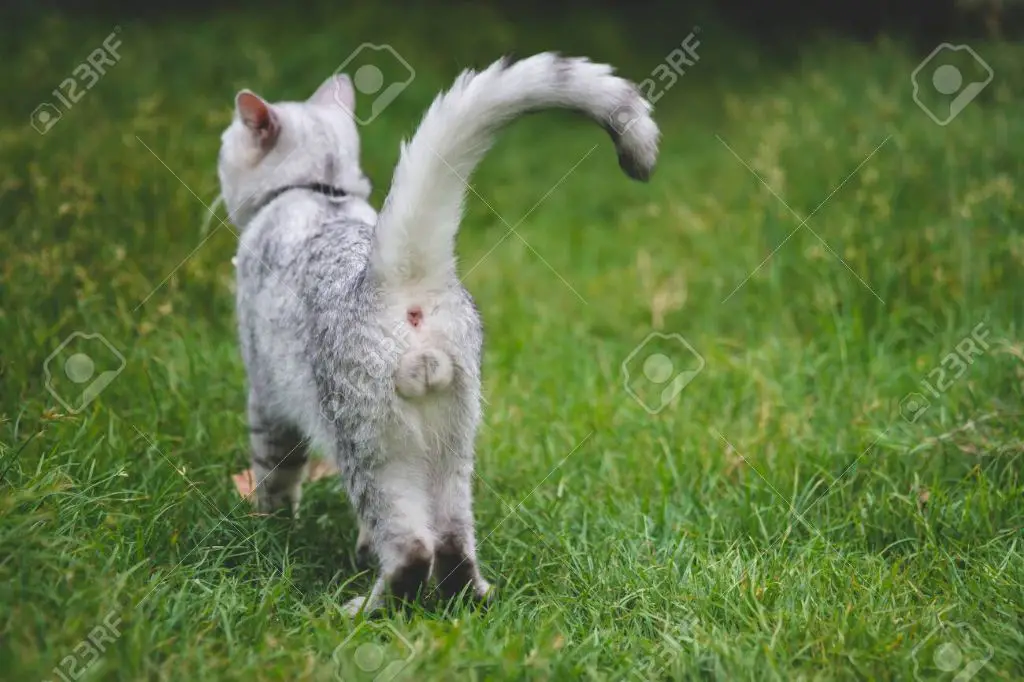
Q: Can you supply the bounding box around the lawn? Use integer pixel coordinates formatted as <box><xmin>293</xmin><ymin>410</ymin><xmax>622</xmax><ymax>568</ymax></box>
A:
<box><xmin>1</xmin><ymin>3</ymin><xmax>1022</xmax><ymax>681</ymax></box>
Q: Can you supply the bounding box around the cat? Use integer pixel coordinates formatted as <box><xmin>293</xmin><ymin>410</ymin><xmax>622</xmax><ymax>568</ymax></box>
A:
<box><xmin>215</xmin><ymin>52</ymin><xmax>659</xmax><ymax>615</ymax></box>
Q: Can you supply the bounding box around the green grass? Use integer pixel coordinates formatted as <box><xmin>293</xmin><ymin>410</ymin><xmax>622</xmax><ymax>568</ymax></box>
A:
<box><xmin>2</xmin><ymin>4</ymin><xmax>1023</xmax><ymax>680</ymax></box>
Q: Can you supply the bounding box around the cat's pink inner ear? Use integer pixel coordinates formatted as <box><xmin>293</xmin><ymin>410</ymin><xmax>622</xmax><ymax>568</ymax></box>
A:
<box><xmin>236</xmin><ymin>90</ymin><xmax>278</xmax><ymax>143</ymax></box>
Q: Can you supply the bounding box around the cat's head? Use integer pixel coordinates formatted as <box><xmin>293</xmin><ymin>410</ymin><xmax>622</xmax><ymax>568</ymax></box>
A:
<box><xmin>216</xmin><ymin>74</ymin><xmax>372</xmax><ymax>228</ymax></box>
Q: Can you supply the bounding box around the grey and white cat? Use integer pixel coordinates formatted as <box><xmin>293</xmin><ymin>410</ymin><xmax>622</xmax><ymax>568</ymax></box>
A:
<box><xmin>216</xmin><ymin>52</ymin><xmax>659</xmax><ymax>614</ymax></box>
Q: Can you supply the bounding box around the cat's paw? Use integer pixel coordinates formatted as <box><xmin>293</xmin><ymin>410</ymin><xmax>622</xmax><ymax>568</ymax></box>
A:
<box><xmin>342</xmin><ymin>594</ymin><xmax>382</xmax><ymax>618</ymax></box>
<box><xmin>342</xmin><ymin>595</ymin><xmax>367</xmax><ymax>617</ymax></box>
<box><xmin>474</xmin><ymin>578</ymin><xmax>495</xmax><ymax>604</ymax></box>
<box><xmin>254</xmin><ymin>486</ymin><xmax>301</xmax><ymax>518</ymax></box>
<box><xmin>457</xmin><ymin>578</ymin><xmax>495</xmax><ymax>606</ymax></box>
<box><xmin>395</xmin><ymin>348</ymin><xmax>453</xmax><ymax>398</ymax></box>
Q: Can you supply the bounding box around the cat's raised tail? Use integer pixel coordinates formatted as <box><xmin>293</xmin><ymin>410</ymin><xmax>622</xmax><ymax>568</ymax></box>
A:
<box><xmin>369</xmin><ymin>52</ymin><xmax>660</xmax><ymax>288</ymax></box>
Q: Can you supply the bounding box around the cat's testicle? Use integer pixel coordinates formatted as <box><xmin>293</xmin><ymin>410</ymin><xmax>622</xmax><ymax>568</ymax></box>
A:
<box><xmin>216</xmin><ymin>52</ymin><xmax>660</xmax><ymax>614</ymax></box>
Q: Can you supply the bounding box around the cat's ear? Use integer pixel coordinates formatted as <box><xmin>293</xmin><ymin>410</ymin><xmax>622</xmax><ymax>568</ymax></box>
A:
<box><xmin>308</xmin><ymin>74</ymin><xmax>356</xmax><ymax>113</ymax></box>
<box><xmin>235</xmin><ymin>90</ymin><xmax>280</xmax><ymax>146</ymax></box>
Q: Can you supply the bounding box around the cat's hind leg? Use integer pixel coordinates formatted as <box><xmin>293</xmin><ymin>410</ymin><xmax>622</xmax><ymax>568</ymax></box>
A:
<box><xmin>248</xmin><ymin>392</ymin><xmax>309</xmax><ymax>517</ymax></box>
<box><xmin>431</xmin><ymin>444</ymin><xmax>492</xmax><ymax>603</ymax></box>
<box><xmin>341</xmin><ymin>444</ymin><xmax>436</xmax><ymax>615</ymax></box>
<box><xmin>355</xmin><ymin>521</ymin><xmax>374</xmax><ymax>568</ymax></box>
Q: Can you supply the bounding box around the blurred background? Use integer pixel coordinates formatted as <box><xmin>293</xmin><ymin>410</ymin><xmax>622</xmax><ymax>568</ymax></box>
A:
<box><xmin>6</xmin><ymin>0</ymin><xmax>1024</xmax><ymax>44</ymax></box>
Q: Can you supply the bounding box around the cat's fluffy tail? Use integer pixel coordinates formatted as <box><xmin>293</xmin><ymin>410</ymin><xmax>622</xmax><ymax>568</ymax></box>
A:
<box><xmin>370</xmin><ymin>52</ymin><xmax>659</xmax><ymax>288</ymax></box>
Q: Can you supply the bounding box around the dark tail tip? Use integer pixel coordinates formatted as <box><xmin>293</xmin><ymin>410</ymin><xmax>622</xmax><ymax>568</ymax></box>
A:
<box><xmin>604</xmin><ymin>122</ymin><xmax>656</xmax><ymax>182</ymax></box>
<box><xmin>619</xmin><ymin>151</ymin><xmax>654</xmax><ymax>182</ymax></box>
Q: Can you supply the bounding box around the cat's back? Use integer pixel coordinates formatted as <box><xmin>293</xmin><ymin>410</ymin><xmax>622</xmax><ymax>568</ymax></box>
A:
<box><xmin>236</xmin><ymin>195</ymin><xmax>377</xmax><ymax>295</ymax></box>
<box><xmin>234</xmin><ymin>195</ymin><xmax>381</xmax><ymax>431</ymax></box>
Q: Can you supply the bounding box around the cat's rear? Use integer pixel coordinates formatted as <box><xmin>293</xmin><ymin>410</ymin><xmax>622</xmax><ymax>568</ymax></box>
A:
<box><xmin>217</xmin><ymin>52</ymin><xmax>658</xmax><ymax>616</ymax></box>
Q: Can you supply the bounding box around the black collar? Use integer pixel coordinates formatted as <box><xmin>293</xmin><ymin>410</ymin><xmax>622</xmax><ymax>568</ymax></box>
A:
<box><xmin>252</xmin><ymin>182</ymin><xmax>349</xmax><ymax>216</ymax></box>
